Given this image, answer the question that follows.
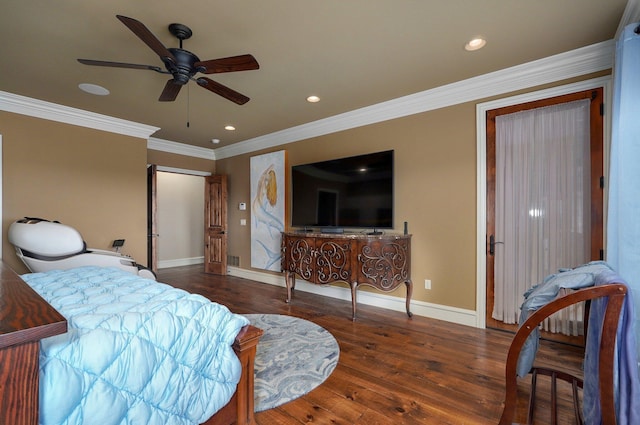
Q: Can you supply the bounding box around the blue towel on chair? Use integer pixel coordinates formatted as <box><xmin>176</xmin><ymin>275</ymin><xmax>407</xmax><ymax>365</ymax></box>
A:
<box><xmin>583</xmin><ymin>272</ymin><xmax>640</xmax><ymax>425</ymax></box>
<box><xmin>516</xmin><ymin>261</ymin><xmax>614</xmax><ymax>377</ymax></box>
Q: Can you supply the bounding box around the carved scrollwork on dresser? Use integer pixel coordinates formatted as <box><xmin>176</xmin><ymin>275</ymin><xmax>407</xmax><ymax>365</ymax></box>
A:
<box><xmin>358</xmin><ymin>241</ymin><xmax>410</xmax><ymax>290</ymax></box>
<box><xmin>284</xmin><ymin>237</ymin><xmax>315</xmax><ymax>281</ymax></box>
<box><xmin>315</xmin><ymin>241</ymin><xmax>352</xmax><ymax>283</ymax></box>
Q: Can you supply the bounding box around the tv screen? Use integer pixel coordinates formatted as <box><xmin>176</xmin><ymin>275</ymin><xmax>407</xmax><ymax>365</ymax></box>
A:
<box><xmin>291</xmin><ymin>150</ymin><xmax>394</xmax><ymax>230</ymax></box>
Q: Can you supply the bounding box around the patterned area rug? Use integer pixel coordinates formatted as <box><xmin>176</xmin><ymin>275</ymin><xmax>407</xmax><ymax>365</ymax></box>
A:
<box><xmin>244</xmin><ymin>314</ymin><xmax>340</xmax><ymax>412</ymax></box>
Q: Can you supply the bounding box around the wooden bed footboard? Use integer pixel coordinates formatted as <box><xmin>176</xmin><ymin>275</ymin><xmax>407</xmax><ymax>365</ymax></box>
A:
<box><xmin>202</xmin><ymin>324</ymin><xmax>263</xmax><ymax>425</ymax></box>
<box><xmin>0</xmin><ymin>261</ymin><xmax>263</xmax><ymax>425</ymax></box>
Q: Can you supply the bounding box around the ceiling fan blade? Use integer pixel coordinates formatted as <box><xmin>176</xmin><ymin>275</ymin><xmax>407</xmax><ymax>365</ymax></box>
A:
<box><xmin>195</xmin><ymin>54</ymin><xmax>259</xmax><ymax>74</ymax></box>
<box><xmin>159</xmin><ymin>80</ymin><xmax>183</xmax><ymax>102</ymax></box>
<box><xmin>196</xmin><ymin>77</ymin><xmax>250</xmax><ymax>105</ymax></box>
<box><xmin>116</xmin><ymin>15</ymin><xmax>176</xmax><ymax>63</ymax></box>
<box><xmin>78</xmin><ymin>59</ymin><xmax>163</xmax><ymax>72</ymax></box>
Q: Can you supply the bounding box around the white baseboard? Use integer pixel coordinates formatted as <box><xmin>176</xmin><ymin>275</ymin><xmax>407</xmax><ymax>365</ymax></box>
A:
<box><xmin>228</xmin><ymin>266</ymin><xmax>478</xmax><ymax>327</ymax></box>
<box><xmin>158</xmin><ymin>256</ymin><xmax>204</xmax><ymax>269</ymax></box>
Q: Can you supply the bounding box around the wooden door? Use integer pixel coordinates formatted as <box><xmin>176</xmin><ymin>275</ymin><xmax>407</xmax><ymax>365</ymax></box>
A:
<box><xmin>147</xmin><ymin>164</ymin><xmax>158</xmax><ymax>273</ymax></box>
<box><xmin>486</xmin><ymin>88</ymin><xmax>604</xmax><ymax>333</ymax></box>
<box><xmin>205</xmin><ymin>175</ymin><xmax>228</xmax><ymax>275</ymax></box>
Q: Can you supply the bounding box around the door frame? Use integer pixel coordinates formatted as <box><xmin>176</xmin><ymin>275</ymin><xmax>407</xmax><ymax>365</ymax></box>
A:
<box><xmin>147</xmin><ymin>164</ymin><xmax>158</xmax><ymax>273</ymax></box>
<box><xmin>147</xmin><ymin>165</ymin><xmax>212</xmax><ymax>272</ymax></box>
<box><xmin>474</xmin><ymin>76</ymin><xmax>612</xmax><ymax>328</ymax></box>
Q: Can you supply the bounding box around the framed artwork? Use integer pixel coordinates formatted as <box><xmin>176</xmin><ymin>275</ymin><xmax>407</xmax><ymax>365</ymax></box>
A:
<box><xmin>250</xmin><ymin>150</ymin><xmax>286</xmax><ymax>271</ymax></box>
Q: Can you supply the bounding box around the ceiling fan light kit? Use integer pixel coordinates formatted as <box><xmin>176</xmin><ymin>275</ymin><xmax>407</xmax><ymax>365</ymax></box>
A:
<box><xmin>77</xmin><ymin>15</ymin><xmax>259</xmax><ymax>104</ymax></box>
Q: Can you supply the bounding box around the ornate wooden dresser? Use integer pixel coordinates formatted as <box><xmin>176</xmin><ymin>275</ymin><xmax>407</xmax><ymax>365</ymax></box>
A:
<box><xmin>281</xmin><ymin>232</ymin><xmax>412</xmax><ymax>320</ymax></box>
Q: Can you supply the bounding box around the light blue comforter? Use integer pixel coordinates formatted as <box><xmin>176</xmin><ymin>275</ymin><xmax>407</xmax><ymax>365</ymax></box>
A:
<box><xmin>22</xmin><ymin>266</ymin><xmax>249</xmax><ymax>425</ymax></box>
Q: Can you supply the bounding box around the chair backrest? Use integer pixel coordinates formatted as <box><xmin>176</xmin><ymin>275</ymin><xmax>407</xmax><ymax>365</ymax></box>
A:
<box><xmin>499</xmin><ymin>283</ymin><xmax>627</xmax><ymax>425</ymax></box>
<box><xmin>8</xmin><ymin>218</ymin><xmax>85</xmax><ymax>257</ymax></box>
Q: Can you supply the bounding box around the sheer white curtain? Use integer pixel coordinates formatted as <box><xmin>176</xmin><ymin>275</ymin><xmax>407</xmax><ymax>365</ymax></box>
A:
<box><xmin>492</xmin><ymin>99</ymin><xmax>591</xmax><ymax>335</ymax></box>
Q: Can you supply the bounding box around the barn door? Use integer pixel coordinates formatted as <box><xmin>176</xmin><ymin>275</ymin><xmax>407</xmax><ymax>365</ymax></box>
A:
<box><xmin>204</xmin><ymin>175</ymin><xmax>228</xmax><ymax>275</ymax></box>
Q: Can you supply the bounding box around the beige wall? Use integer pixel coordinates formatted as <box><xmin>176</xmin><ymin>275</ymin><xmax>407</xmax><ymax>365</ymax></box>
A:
<box><xmin>216</xmin><ymin>72</ymin><xmax>611</xmax><ymax>312</ymax></box>
<box><xmin>1</xmin><ymin>72</ymin><xmax>609</xmax><ymax>311</ymax></box>
<box><xmin>1</xmin><ymin>111</ymin><xmax>149</xmax><ymax>273</ymax></box>
<box><xmin>217</xmin><ymin>102</ymin><xmax>478</xmax><ymax>310</ymax></box>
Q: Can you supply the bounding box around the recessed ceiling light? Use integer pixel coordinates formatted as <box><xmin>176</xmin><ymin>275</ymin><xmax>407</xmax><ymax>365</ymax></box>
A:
<box><xmin>78</xmin><ymin>83</ymin><xmax>110</xmax><ymax>95</ymax></box>
<box><xmin>465</xmin><ymin>37</ymin><xmax>486</xmax><ymax>51</ymax></box>
<box><xmin>224</xmin><ymin>125</ymin><xmax>236</xmax><ymax>131</ymax></box>
<box><xmin>211</xmin><ymin>138</ymin><xmax>220</xmax><ymax>144</ymax></box>
<box><xmin>307</xmin><ymin>95</ymin><xmax>320</xmax><ymax>103</ymax></box>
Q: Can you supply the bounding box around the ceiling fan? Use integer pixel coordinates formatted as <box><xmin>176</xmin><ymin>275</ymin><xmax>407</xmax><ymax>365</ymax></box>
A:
<box><xmin>78</xmin><ymin>15</ymin><xmax>259</xmax><ymax>105</ymax></box>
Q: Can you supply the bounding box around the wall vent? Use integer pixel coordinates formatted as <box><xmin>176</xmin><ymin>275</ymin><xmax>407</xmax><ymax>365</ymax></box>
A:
<box><xmin>227</xmin><ymin>255</ymin><xmax>240</xmax><ymax>267</ymax></box>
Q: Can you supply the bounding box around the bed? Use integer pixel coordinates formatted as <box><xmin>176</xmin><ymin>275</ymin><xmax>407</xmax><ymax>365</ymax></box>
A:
<box><xmin>0</xmin><ymin>263</ymin><xmax>262</xmax><ymax>425</ymax></box>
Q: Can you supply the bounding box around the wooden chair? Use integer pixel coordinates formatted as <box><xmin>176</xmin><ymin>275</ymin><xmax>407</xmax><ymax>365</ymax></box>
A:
<box><xmin>499</xmin><ymin>283</ymin><xmax>627</xmax><ymax>425</ymax></box>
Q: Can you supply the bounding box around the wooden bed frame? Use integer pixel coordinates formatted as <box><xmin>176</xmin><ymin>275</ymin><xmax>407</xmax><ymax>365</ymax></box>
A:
<box><xmin>0</xmin><ymin>262</ymin><xmax>262</xmax><ymax>425</ymax></box>
<box><xmin>499</xmin><ymin>283</ymin><xmax>627</xmax><ymax>425</ymax></box>
<box><xmin>203</xmin><ymin>324</ymin><xmax>263</xmax><ymax>425</ymax></box>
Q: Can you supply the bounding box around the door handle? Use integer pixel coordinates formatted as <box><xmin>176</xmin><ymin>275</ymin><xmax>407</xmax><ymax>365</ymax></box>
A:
<box><xmin>489</xmin><ymin>234</ymin><xmax>503</xmax><ymax>256</ymax></box>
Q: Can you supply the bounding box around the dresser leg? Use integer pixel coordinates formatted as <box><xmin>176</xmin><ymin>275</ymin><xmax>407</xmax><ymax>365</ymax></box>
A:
<box><xmin>405</xmin><ymin>279</ymin><xmax>413</xmax><ymax>318</ymax></box>
<box><xmin>284</xmin><ymin>272</ymin><xmax>295</xmax><ymax>303</ymax></box>
<box><xmin>350</xmin><ymin>282</ymin><xmax>358</xmax><ymax>321</ymax></box>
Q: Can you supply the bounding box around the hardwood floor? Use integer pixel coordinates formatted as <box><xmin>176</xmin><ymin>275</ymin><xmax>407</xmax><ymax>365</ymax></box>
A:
<box><xmin>158</xmin><ymin>266</ymin><xmax>585</xmax><ymax>425</ymax></box>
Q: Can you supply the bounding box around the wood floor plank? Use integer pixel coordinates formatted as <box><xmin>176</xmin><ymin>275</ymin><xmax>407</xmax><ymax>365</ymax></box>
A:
<box><xmin>158</xmin><ymin>266</ymin><xmax>584</xmax><ymax>424</ymax></box>
<box><xmin>298</xmin><ymin>383</ymin><xmax>368</xmax><ymax>423</ymax></box>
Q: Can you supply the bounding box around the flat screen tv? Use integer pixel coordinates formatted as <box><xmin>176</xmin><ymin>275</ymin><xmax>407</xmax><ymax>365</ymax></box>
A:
<box><xmin>291</xmin><ymin>150</ymin><xmax>394</xmax><ymax>231</ymax></box>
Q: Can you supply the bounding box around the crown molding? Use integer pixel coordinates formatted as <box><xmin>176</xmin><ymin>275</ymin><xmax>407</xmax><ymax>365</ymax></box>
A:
<box><xmin>0</xmin><ymin>38</ymin><xmax>617</xmax><ymax>160</ymax></box>
<box><xmin>154</xmin><ymin>165</ymin><xmax>212</xmax><ymax>177</ymax></box>
<box><xmin>0</xmin><ymin>91</ymin><xmax>159</xmax><ymax>139</ymax></box>
<box><xmin>147</xmin><ymin>137</ymin><xmax>216</xmax><ymax>160</ymax></box>
<box><xmin>213</xmin><ymin>40</ymin><xmax>615</xmax><ymax>160</ymax></box>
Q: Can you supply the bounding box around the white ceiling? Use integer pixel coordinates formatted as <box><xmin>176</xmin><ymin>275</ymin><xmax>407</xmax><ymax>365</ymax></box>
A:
<box><xmin>0</xmin><ymin>1</ymin><xmax>636</xmax><ymax>150</ymax></box>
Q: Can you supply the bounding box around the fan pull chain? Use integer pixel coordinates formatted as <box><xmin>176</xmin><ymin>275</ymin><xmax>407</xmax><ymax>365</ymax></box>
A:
<box><xmin>186</xmin><ymin>84</ymin><xmax>190</xmax><ymax>128</ymax></box>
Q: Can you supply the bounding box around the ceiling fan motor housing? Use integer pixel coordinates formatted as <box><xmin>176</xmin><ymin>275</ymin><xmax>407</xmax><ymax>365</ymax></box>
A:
<box><xmin>165</xmin><ymin>48</ymin><xmax>201</xmax><ymax>85</ymax></box>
